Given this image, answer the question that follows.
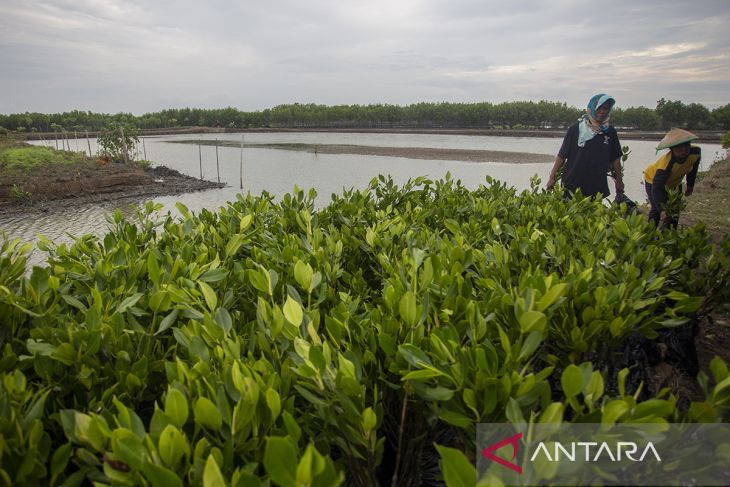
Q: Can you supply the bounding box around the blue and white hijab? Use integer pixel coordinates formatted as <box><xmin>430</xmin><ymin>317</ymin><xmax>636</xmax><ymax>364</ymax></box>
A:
<box><xmin>577</xmin><ymin>94</ymin><xmax>615</xmax><ymax>147</ymax></box>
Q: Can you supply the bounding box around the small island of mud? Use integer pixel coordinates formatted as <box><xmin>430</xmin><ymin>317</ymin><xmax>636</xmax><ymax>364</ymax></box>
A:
<box><xmin>0</xmin><ymin>156</ymin><xmax>223</xmax><ymax>216</ymax></box>
<box><xmin>174</xmin><ymin>140</ymin><xmax>555</xmax><ymax>164</ymax></box>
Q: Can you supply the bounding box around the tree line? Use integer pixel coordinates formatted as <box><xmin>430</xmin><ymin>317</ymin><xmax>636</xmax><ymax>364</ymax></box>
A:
<box><xmin>1</xmin><ymin>99</ymin><xmax>729</xmax><ymax>133</ymax></box>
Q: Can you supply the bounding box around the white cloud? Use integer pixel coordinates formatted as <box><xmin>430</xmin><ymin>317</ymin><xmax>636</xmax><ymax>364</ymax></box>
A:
<box><xmin>0</xmin><ymin>0</ymin><xmax>728</xmax><ymax>113</ymax></box>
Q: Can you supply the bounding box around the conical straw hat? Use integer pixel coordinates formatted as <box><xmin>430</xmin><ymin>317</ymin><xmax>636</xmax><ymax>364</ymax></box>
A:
<box><xmin>656</xmin><ymin>128</ymin><xmax>698</xmax><ymax>150</ymax></box>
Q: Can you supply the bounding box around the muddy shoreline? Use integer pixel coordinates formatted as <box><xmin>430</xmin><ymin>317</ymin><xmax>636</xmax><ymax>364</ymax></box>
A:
<box><xmin>0</xmin><ymin>164</ymin><xmax>223</xmax><ymax>218</ymax></box>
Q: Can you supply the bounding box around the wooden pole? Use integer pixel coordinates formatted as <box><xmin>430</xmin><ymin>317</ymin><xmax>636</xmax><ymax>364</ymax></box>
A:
<box><xmin>215</xmin><ymin>138</ymin><xmax>220</xmax><ymax>184</ymax></box>
<box><xmin>240</xmin><ymin>133</ymin><xmax>244</xmax><ymax>189</ymax></box>
<box><xmin>85</xmin><ymin>131</ymin><xmax>92</xmax><ymax>157</ymax></box>
<box><xmin>142</xmin><ymin>138</ymin><xmax>147</xmax><ymax>160</ymax></box>
<box><xmin>54</xmin><ymin>134</ymin><xmax>58</xmax><ymax>150</ymax></box>
<box><xmin>121</xmin><ymin>127</ymin><xmax>129</xmax><ymax>164</ymax></box>
<box><xmin>64</xmin><ymin>131</ymin><xmax>70</xmax><ymax>151</ymax></box>
<box><xmin>198</xmin><ymin>138</ymin><xmax>203</xmax><ymax>180</ymax></box>
<box><xmin>74</xmin><ymin>130</ymin><xmax>80</xmax><ymax>152</ymax></box>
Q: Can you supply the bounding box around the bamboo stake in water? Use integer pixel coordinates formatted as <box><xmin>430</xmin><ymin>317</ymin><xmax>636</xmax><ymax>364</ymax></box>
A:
<box><xmin>85</xmin><ymin>131</ymin><xmax>92</xmax><ymax>157</ymax></box>
<box><xmin>54</xmin><ymin>134</ymin><xmax>58</xmax><ymax>150</ymax></box>
<box><xmin>240</xmin><ymin>133</ymin><xmax>244</xmax><ymax>189</ymax></box>
<box><xmin>215</xmin><ymin>138</ymin><xmax>220</xmax><ymax>184</ymax></box>
<box><xmin>121</xmin><ymin>127</ymin><xmax>129</xmax><ymax>164</ymax></box>
<box><xmin>142</xmin><ymin>138</ymin><xmax>147</xmax><ymax>160</ymax></box>
<box><xmin>198</xmin><ymin>138</ymin><xmax>203</xmax><ymax>180</ymax></box>
<box><xmin>74</xmin><ymin>130</ymin><xmax>80</xmax><ymax>152</ymax></box>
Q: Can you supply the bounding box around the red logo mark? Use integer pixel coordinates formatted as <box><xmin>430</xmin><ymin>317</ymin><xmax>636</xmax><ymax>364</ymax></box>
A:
<box><xmin>481</xmin><ymin>432</ymin><xmax>523</xmax><ymax>474</ymax></box>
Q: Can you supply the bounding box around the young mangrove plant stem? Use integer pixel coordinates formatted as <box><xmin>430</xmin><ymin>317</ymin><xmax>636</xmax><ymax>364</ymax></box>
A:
<box><xmin>215</xmin><ymin>138</ymin><xmax>220</xmax><ymax>183</ymax></box>
<box><xmin>391</xmin><ymin>382</ymin><xmax>410</xmax><ymax>487</ymax></box>
<box><xmin>198</xmin><ymin>138</ymin><xmax>203</xmax><ymax>180</ymax></box>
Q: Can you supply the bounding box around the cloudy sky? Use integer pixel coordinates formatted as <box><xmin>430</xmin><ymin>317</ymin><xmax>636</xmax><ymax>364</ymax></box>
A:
<box><xmin>1</xmin><ymin>0</ymin><xmax>728</xmax><ymax>115</ymax></box>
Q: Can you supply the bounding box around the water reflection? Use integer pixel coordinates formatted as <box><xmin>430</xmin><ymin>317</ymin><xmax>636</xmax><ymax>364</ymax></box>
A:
<box><xmin>4</xmin><ymin>132</ymin><xmax>725</xmax><ymax>268</ymax></box>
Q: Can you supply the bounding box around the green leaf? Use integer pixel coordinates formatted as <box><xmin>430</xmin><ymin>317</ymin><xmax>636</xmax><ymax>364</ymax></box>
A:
<box><xmin>117</xmin><ymin>293</ymin><xmax>143</xmax><ymax>314</ymax></box>
<box><xmin>518</xmin><ymin>310</ymin><xmax>546</xmax><ymax>334</ymax></box>
<box><xmin>214</xmin><ymin>307</ymin><xmax>233</xmax><ymax>334</ymax></box>
<box><xmin>198</xmin><ymin>282</ymin><xmax>218</xmax><ymax>311</ymax></box>
<box><xmin>561</xmin><ymin>364</ymin><xmax>583</xmax><ymax>398</ymax></box>
<box><xmin>601</xmin><ymin>399</ymin><xmax>629</xmax><ymax>426</ymax></box>
<box><xmin>239</xmin><ymin>214</ymin><xmax>253</xmax><ymax>231</ymax></box>
<box><xmin>61</xmin><ymin>294</ymin><xmax>87</xmax><ymax>311</ymax></box>
<box><xmin>203</xmin><ymin>455</ymin><xmax>227</xmax><ymax>487</ymax></box>
<box><xmin>112</xmin><ymin>431</ymin><xmax>146</xmax><ymax>470</ymax></box>
<box><xmin>155</xmin><ymin>309</ymin><xmax>179</xmax><ymax>335</ymax></box>
<box><xmin>26</xmin><ymin>339</ymin><xmax>55</xmax><ymax>356</ymax></box>
<box><xmin>536</xmin><ymin>283</ymin><xmax>567</xmax><ymax>311</ymax></box>
<box><xmin>266</xmin><ymin>389</ymin><xmax>281</xmax><ymax>422</ymax></box>
<box><xmin>505</xmin><ymin>397</ymin><xmax>525</xmax><ymax>424</ymax></box>
<box><xmin>362</xmin><ymin>407</ymin><xmax>377</xmax><ymax>432</ymax></box>
<box><xmin>194</xmin><ymin>398</ymin><xmax>222</xmax><ymax>430</ymax></box>
<box><xmin>165</xmin><ymin>388</ymin><xmax>189</xmax><ymax>428</ymax></box>
<box><xmin>158</xmin><ymin>425</ymin><xmax>189</xmax><ymax>468</ymax></box>
<box><xmin>283</xmin><ymin>296</ymin><xmax>303</xmax><ymax>326</ymax></box>
<box><xmin>538</xmin><ymin>402</ymin><xmax>564</xmax><ymax>424</ymax></box>
<box><xmin>631</xmin><ymin>399</ymin><xmax>674</xmax><ymax>420</ymax></box>
<box><xmin>248</xmin><ymin>268</ymin><xmax>271</xmax><ymax>296</ymax></box>
<box><xmin>398</xmin><ymin>344</ymin><xmax>432</xmax><ymax>368</ymax></box>
<box><xmin>149</xmin><ymin>290</ymin><xmax>171</xmax><ymax>313</ymax></box>
<box><xmin>264</xmin><ymin>437</ymin><xmax>297</xmax><ymax>487</ymax></box>
<box><xmin>50</xmin><ymin>443</ymin><xmax>73</xmax><ymax>484</ymax></box>
<box><xmin>201</xmin><ymin>268</ymin><xmax>228</xmax><ymax>283</ymax></box>
<box><xmin>412</xmin><ymin>383</ymin><xmax>454</xmax><ymax>401</ymax></box>
<box><xmin>294</xmin><ymin>260</ymin><xmax>313</xmax><ymax>291</ymax></box>
<box><xmin>614</xmin><ymin>219</ymin><xmax>629</xmax><ymax>237</ymax></box>
<box><xmin>674</xmin><ymin>296</ymin><xmax>703</xmax><ymax>313</ymax></box>
<box><xmin>710</xmin><ymin>357</ymin><xmax>729</xmax><ymax>382</ymax></box>
<box><xmin>281</xmin><ymin>411</ymin><xmax>302</xmax><ymax>442</ymax></box>
<box><xmin>435</xmin><ymin>445</ymin><xmax>476</xmax><ymax>487</ymax></box>
<box><xmin>517</xmin><ymin>331</ymin><xmax>543</xmax><ymax>361</ymax></box>
<box><xmin>148</xmin><ymin>251</ymin><xmax>161</xmax><ymax>286</ymax></box>
<box><xmin>225</xmin><ymin>234</ymin><xmax>245</xmax><ymax>258</ymax></box>
<box><xmin>440</xmin><ymin>409</ymin><xmax>472</xmax><ymax>428</ymax></box>
<box><xmin>402</xmin><ymin>369</ymin><xmax>443</xmax><ymax>381</ymax></box>
<box><xmin>143</xmin><ymin>462</ymin><xmax>183</xmax><ymax>487</ymax></box>
<box><xmin>399</xmin><ymin>291</ymin><xmax>418</xmax><ymax>327</ymax></box>
<box><xmin>175</xmin><ymin>202</ymin><xmax>190</xmax><ymax>217</ymax></box>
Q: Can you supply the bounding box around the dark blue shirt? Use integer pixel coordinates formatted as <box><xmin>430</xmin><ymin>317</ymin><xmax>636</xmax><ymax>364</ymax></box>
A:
<box><xmin>558</xmin><ymin>123</ymin><xmax>622</xmax><ymax>198</ymax></box>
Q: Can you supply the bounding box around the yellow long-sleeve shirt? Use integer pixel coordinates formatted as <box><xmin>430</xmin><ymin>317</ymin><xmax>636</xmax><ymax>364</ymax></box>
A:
<box><xmin>644</xmin><ymin>146</ymin><xmax>701</xmax><ymax>188</ymax></box>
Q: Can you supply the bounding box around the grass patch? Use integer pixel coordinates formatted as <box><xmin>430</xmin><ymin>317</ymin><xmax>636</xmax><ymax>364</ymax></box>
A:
<box><xmin>0</xmin><ymin>146</ymin><xmax>87</xmax><ymax>170</ymax></box>
<box><xmin>684</xmin><ymin>153</ymin><xmax>730</xmax><ymax>240</ymax></box>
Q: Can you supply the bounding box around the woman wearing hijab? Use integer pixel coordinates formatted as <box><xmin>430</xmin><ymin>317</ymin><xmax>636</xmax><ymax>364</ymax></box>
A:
<box><xmin>643</xmin><ymin>128</ymin><xmax>701</xmax><ymax>228</ymax></box>
<box><xmin>547</xmin><ymin>94</ymin><xmax>624</xmax><ymax>199</ymax></box>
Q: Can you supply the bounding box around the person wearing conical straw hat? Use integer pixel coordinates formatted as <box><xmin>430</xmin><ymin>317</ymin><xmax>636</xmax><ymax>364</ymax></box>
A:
<box><xmin>643</xmin><ymin>128</ymin><xmax>701</xmax><ymax>228</ymax></box>
<box><xmin>547</xmin><ymin>93</ymin><xmax>625</xmax><ymax>199</ymax></box>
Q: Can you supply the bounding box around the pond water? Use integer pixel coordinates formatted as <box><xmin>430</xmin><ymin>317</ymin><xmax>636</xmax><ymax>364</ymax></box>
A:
<box><xmin>3</xmin><ymin>132</ymin><xmax>725</xmax><ymax>267</ymax></box>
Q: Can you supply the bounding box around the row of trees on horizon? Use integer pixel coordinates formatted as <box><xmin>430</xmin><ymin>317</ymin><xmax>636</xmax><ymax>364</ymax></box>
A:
<box><xmin>1</xmin><ymin>99</ymin><xmax>729</xmax><ymax>134</ymax></box>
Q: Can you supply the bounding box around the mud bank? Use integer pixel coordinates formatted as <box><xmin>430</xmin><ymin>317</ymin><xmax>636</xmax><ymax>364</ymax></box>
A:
<box><xmin>174</xmin><ymin>140</ymin><xmax>555</xmax><ymax>164</ymax></box>
<box><xmin>0</xmin><ymin>162</ymin><xmax>223</xmax><ymax>216</ymax></box>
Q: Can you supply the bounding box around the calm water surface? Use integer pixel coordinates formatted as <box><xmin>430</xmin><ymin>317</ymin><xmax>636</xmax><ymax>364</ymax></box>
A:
<box><xmin>4</xmin><ymin>132</ymin><xmax>725</xmax><ymax>266</ymax></box>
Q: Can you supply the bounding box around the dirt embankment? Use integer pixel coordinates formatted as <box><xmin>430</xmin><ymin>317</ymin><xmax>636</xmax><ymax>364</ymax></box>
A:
<box><xmin>682</xmin><ymin>153</ymin><xmax>730</xmax><ymax>242</ymax></box>
<box><xmin>0</xmin><ymin>159</ymin><xmax>223</xmax><ymax>215</ymax></box>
